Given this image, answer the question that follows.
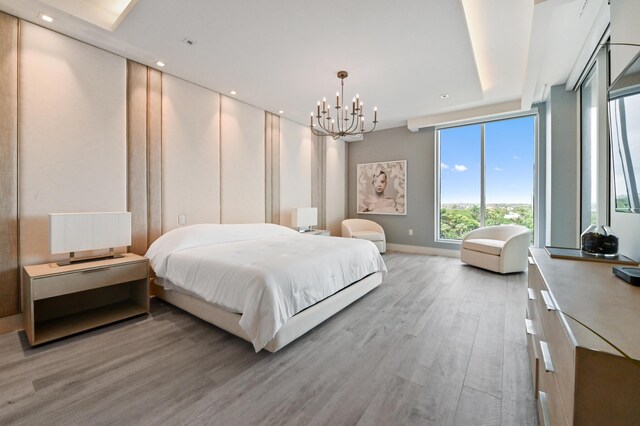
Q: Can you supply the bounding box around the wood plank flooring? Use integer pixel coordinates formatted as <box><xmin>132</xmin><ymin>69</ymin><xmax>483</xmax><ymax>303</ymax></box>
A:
<box><xmin>0</xmin><ymin>252</ymin><xmax>538</xmax><ymax>425</ymax></box>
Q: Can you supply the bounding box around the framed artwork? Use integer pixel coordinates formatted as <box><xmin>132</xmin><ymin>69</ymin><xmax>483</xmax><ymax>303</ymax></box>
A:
<box><xmin>357</xmin><ymin>160</ymin><xmax>406</xmax><ymax>215</ymax></box>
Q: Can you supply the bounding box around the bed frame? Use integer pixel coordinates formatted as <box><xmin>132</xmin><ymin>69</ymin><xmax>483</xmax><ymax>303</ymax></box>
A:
<box><xmin>152</xmin><ymin>272</ymin><xmax>383</xmax><ymax>352</ymax></box>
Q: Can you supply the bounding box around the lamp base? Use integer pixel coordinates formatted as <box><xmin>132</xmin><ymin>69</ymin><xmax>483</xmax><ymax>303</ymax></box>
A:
<box><xmin>56</xmin><ymin>248</ymin><xmax>124</xmax><ymax>266</ymax></box>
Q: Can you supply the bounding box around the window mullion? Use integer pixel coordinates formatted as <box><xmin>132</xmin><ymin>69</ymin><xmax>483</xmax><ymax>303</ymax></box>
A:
<box><xmin>480</xmin><ymin>123</ymin><xmax>486</xmax><ymax>226</ymax></box>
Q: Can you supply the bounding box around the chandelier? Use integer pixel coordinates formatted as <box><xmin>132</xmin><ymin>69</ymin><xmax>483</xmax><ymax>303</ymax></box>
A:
<box><xmin>310</xmin><ymin>71</ymin><xmax>378</xmax><ymax>139</ymax></box>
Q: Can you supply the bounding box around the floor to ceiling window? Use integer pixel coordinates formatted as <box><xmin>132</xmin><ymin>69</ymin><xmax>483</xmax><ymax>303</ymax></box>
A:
<box><xmin>579</xmin><ymin>46</ymin><xmax>609</xmax><ymax>231</ymax></box>
<box><xmin>437</xmin><ymin>114</ymin><xmax>536</xmax><ymax>241</ymax></box>
<box><xmin>580</xmin><ymin>65</ymin><xmax>599</xmax><ymax>230</ymax></box>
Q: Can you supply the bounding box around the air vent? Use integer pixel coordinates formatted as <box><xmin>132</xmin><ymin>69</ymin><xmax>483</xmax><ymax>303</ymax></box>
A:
<box><xmin>182</xmin><ymin>38</ymin><xmax>197</xmax><ymax>46</ymax></box>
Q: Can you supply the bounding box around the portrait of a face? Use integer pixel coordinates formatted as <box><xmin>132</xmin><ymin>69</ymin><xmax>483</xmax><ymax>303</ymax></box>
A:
<box><xmin>373</xmin><ymin>172</ymin><xmax>387</xmax><ymax>195</ymax></box>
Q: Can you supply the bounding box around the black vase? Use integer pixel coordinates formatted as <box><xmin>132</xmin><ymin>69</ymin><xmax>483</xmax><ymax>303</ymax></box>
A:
<box><xmin>581</xmin><ymin>225</ymin><xmax>619</xmax><ymax>257</ymax></box>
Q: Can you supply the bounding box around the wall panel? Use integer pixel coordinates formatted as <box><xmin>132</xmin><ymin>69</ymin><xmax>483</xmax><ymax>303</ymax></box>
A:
<box><xmin>162</xmin><ymin>74</ymin><xmax>220</xmax><ymax>231</ymax></box>
<box><xmin>265</xmin><ymin>112</ymin><xmax>280</xmax><ymax>224</ymax></box>
<box><xmin>19</xmin><ymin>21</ymin><xmax>127</xmax><ymax>265</ymax></box>
<box><xmin>147</xmin><ymin>69</ymin><xmax>163</xmax><ymax>242</ymax></box>
<box><xmin>0</xmin><ymin>12</ymin><xmax>19</xmax><ymax>317</ymax></box>
<box><xmin>545</xmin><ymin>85</ymin><xmax>579</xmax><ymax>248</ymax></box>
<box><xmin>325</xmin><ymin>137</ymin><xmax>346</xmax><ymax>236</ymax></box>
<box><xmin>311</xmin><ymin>134</ymin><xmax>327</xmax><ymax>229</ymax></box>
<box><xmin>126</xmin><ymin>61</ymin><xmax>149</xmax><ymax>255</ymax></box>
<box><xmin>279</xmin><ymin>119</ymin><xmax>312</xmax><ymax>227</ymax></box>
<box><xmin>220</xmin><ymin>96</ymin><xmax>265</xmax><ymax>223</ymax></box>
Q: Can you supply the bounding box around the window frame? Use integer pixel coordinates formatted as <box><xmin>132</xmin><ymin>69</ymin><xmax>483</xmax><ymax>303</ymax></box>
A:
<box><xmin>434</xmin><ymin>111</ymin><xmax>539</xmax><ymax>245</ymax></box>
<box><xmin>578</xmin><ymin>46</ymin><xmax>610</xmax><ymax>231</ymax></box>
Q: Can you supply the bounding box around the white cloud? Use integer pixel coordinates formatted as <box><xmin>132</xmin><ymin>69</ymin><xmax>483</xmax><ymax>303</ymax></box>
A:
<box><xmin>513</xmin><ymin>155</ymin><xmax>521</xmax><ymax>160</ymax></box>
<box><xmin>441</xmin><ymin>162</ymin><xmax>449</xmax><ymax>169</ymax></box>
<box><xmin>454</xmin><ymin>164</ymin><xmax>467</xmax><ymax>172</ymax></box>
<box><xmin>494</xmin><ymin>167</ymin><xmax>503</xmax><ymax>171</ymax></box>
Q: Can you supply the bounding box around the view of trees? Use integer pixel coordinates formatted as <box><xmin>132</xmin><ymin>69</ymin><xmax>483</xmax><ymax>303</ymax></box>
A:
<box><xmin>440</xmin><ymin>203</ymin><xmax>534</xmax><ymax>240</ymax></box>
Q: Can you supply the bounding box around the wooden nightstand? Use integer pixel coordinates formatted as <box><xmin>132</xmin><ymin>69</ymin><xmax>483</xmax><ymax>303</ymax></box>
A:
<box><xmin>22</xmin><ymin>253</ymin><xmax>149</xmax><ymax>346</ymax></box>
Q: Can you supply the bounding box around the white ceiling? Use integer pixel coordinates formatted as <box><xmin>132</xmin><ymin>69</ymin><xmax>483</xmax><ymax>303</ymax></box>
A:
<box><xmin>0</xmin><ymin>0</ymin><xmax>608</xmax><ymax>130</ymax></box>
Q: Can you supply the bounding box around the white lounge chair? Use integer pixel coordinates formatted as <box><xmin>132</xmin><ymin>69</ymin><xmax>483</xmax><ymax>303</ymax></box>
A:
<box><xmin>342</xmin><ymin>219</ymin><xmax>386</xmax><ymax>253</ymax></box>
<box><xmin>460</xmin><ymin>225</ymin><xmax>530</xmax><ymax>274</ymax></box>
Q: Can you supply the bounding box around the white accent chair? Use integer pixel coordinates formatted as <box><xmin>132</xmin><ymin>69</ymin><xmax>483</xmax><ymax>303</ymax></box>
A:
<box><xmin>460</xmin><ymin>225</ymin><xmax>530</xmax><ymax>274</ymax></box>
<box><xmin>342</xmin><ymin>219</ymin><xmax>386</xmax><ymax>253</ymax></box>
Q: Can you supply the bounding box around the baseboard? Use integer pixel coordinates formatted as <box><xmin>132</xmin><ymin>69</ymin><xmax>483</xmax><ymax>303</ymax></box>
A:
<box><xmin>0</xmin><ymin>313</ymin><xmax>23</xmax><ymax>335</ymax></box>
<box><xmin>386</xmin><ymin>243</ymin><xmax>460</xmax><ymax>258</ymax></box>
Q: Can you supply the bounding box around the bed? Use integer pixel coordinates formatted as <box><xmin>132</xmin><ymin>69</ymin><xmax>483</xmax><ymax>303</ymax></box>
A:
<box><xmin>145</xmin><ymin>223</ymin><xmax>387</xmax><ymax>352</ymax></box>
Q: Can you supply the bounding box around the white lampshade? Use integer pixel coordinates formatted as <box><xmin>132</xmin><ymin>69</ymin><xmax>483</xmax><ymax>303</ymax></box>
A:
<box><xmin>49</xmin><ymin>212</ymin><xmax>132</xmax><ymax>254</ymax></box>
<box><xmin>291</xmin><ymin>207</ymin><xmax>318</xmax><ymax>228</ymax></box>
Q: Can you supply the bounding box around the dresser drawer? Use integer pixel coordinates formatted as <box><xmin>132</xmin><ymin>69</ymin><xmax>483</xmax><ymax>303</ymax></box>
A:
<box><xmin>528</xmin><ymin>260</ymin><xmax>544</xmax><ymax>292</ymax></box>
<box><xmin>535</xmin><ymin>288</ymin><xmax>576</xmax><ymax>424</ymax></box>
<box><xmin>527</xmin><ymin>289</ymin><xmax>544</xmax><ymax>340</ymax></box>
<box><xmin>526</xmin><ymin>298</ymin><xmax>544</xmax><ymax>398</ymax></box>
<box><xmin>32</xmin><ymin>261</ymin><xmax>148</xmax><ymax>300</ymax></box>
<box><xmin>538</xmin><ymin>340</ymin><xmax>569</xmax><ymax>426</ymax></box>
<box><xmin>526</xmin><ymin>324</ymin><xmax>540</xmax><ymax>397</ymax></box>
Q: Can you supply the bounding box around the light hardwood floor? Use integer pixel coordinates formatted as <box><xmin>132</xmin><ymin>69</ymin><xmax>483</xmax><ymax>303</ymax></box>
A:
<box><xmin>0</xmin><ymin>252</ymin><xmax>537</xmax><ymax>425</ymax></box>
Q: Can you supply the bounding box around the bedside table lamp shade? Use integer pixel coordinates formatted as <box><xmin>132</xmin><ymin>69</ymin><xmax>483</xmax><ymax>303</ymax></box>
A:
<box><xmin>291</xmin><ymin>207</ymin><xmax>317</xmax><ymax>231</ymax></box>
<box><xmin>49</xmin><ymin>212</ymin><xmax>132</xmax><ymax>255</ymax></box>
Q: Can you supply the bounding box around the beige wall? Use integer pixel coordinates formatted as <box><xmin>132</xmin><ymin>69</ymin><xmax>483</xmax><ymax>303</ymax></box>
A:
<box><xmin>220</xmin><ymin>96</ymin><xmax>266</xmax><ymax>224</ymax></box>
<box><xmin>162</xmin><ymin>75</ymin><xmax>221</xmax><ymax>231</ymax></box>
<box><xmin>19</xmin><ymin>21</ymin><xmax>127</xmax><ymax>265</ymax></box>
<box><xmin>279</xmin><ymin>119</ymin><xmax>312</xmax><ymax>227</ymax></box>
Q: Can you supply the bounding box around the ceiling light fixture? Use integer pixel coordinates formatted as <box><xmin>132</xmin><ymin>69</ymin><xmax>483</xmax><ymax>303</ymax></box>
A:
<box><xmin>310</xmin><ymin>71</ymin><xmax>378</xmax><ymax>140</ymax></box>
<box><xmin>39</xmin><ymin>13</ymin><xmax>54</xmax><ymax>23</ymax></box>
<box><xmin>230</xmin><ymin>90</ymin><xmax>237</xmax><ymax>95</ymax></box>
<box><xmin>440</xmin><ymin>94</ymin><xmax>450</xmax><ymax>99</ymax></box>
<box><xmin>156</xmin><ymin>61</ymin><xmax>165</xmax><ymax>67</ymax></box>
<box><xmin>278</xmin><ymin>110</ymin><xmax>284</xmax><ymax>114</ymax></box>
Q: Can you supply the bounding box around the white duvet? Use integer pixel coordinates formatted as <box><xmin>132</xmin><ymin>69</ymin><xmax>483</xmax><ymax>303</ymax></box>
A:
<box><xmin>146</xmin><ymin>224</ymin><xmax>387</xmax><ymax>351</ymax></box>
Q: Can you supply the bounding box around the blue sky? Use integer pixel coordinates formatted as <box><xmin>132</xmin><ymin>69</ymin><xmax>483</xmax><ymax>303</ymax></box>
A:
<box><xmin>440</xmin><ymin>116</ymin><xmax>535</xmax><ymax>204</ymax></box>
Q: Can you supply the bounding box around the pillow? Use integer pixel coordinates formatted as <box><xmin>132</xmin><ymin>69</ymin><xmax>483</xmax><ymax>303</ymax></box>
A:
<box><xmin>146</xmin><ymin>223</ymin><xmax>297</xmax><ymax>276</ymax></box>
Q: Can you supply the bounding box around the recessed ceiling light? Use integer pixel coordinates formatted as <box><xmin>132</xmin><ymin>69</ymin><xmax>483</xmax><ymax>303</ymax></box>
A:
<box><xmin>39</xmin><ymin>13</ymin><xmax>53</xmax><ymax>23</ymax></box>
<box><xmin>440</xmin><ymin>94</ymin><xmax>450</xmax><ymax>99</ymax></box>
<box><xmin>230</xmin><ymin>90</ymin><xmax>237</xmax><ymax>95</ymax></box>
<box><xmin>156</xmin><ymin>61</ymin><xmax>165</xmax><ymax>67</ymax></box>
<box><xmin>278</xmin><ymin>110</ymin><xmax>284</xmax><ymax>114</ymax></box>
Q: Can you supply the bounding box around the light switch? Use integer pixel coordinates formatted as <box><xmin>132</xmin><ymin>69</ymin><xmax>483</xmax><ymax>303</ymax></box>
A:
<box><xmin>178</xmin><ymin>214</ymin><xmax>186</xmax><ymax>225</ymax></box>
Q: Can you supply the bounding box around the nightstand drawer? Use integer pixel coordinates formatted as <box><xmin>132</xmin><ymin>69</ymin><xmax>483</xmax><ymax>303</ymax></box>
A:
<box><xmin>32</xmin><ymin>261</ymin><xmax>148</xmax><ymax>300</ymax></box>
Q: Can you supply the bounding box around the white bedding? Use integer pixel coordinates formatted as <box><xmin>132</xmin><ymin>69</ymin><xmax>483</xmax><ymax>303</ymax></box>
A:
<box><xmin>146</xmin><ymin>224</ymin><xmax>387</xmax><ymax>351</ymax></box>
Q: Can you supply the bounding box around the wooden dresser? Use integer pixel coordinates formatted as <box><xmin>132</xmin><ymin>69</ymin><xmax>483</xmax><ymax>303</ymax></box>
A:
<box><xmin>526</xmin><ymin>248</ymin><xmax>640</xmax><ymax>425</ymax></box>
